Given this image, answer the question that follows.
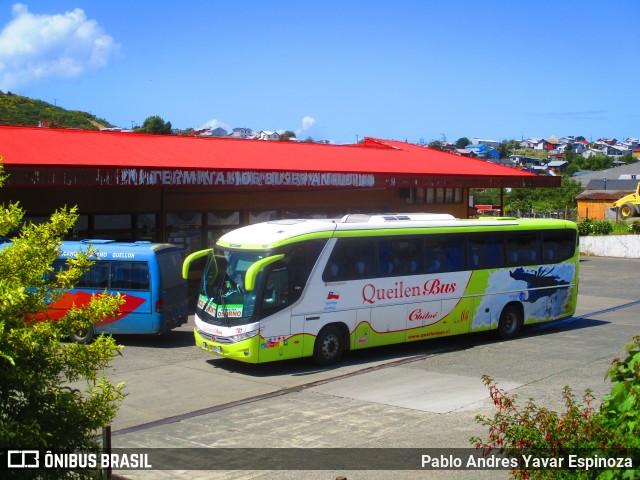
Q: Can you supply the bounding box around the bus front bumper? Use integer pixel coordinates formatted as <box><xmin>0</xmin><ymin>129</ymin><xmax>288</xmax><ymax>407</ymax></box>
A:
<box><xmin>194</xmin><ymin>328</ymin><xmax>259</xmax><ymax>363</ymax></box>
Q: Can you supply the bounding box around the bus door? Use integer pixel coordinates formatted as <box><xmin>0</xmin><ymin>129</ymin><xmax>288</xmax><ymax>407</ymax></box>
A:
<box><xmin>369</xmin><ymin>304</ymin><xmax>408</xmax><ymax>347</ymax></box>
<box><xmin>472</xmin><ymin>295</ymin><xmax>493</xmax><ymax>331</ymax></box>
<box><xmin>259</xmin><ymin>241</ymin><xmax>327</xmax><ymax>360</ymax></box>
<box><xmin>351</xmin><ymin>308</ymin><xmax>371</xmax><ymax>350</ymax></box>
<box><xmin>155</xmin><ymin>249</ymin><xmax>189</xmax><ymax>331</ymax></box>
<box><xmin>256</xmin><ymin>259</ymin><xmax>298</xmax><ymax>360</ymax></box>
<box><xmin>406</xmin><ymin>299</ymin><xmax>443</xmax><ymax>341</ymax></box>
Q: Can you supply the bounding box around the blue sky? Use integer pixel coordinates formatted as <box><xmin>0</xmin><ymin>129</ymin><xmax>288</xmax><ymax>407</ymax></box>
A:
<box><xmin>0</xmin><ymin>1</ymin><xmax>638</xmax><ymax>144</ymax></box>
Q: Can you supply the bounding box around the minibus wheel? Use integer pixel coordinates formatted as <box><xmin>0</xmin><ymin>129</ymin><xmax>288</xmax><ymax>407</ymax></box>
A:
<box><xmin>70</xmin><ymin>326</ymin><xmax>94</xmax><ymax>344</ymax></box>
<box><xmin>497</xmin><ymin>304</ymin><xmax>523</xmax><ymax>340</ymax></box>
<box><xmin>313</xmin><ymin>325</ymin><xmax>344</xmax><ymax>366</ymax></box>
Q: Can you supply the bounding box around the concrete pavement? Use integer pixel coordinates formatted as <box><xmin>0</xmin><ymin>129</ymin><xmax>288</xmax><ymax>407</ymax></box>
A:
<box><xmin>104</xmin><ymin>256</ymin><xmax>640</xmax><ymax>480</ymax></box>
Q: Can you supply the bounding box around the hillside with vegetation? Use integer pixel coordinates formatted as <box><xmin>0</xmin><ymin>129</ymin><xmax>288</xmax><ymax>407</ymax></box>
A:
<box><xmin>0</xmin><ymin>91</ymin><xmax>114</xmax><ymax>130</ymax></box>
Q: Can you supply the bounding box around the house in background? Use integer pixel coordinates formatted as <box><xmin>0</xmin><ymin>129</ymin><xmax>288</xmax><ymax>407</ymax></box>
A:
<box><xmin>547</xmin><ymin>160</ymin><xmax>568</xmax><ymax>175</ymax></box>
<box><xmin>576</xmin><ymin>179</ymin><xmax>640</xmax><ymax>220</ymax></box>
<box><xmin>258</xmin><ymin>130</ymin><xmax>280</xmax><ymax>141</ymax></box>
<box><xmin>509</xmin><ymin>155</ymin><xmax>547</xmax><ymax>170</ymax></box>
<box><xmin>469</xmin><ymin>138</ymin><xmax>500</xmax><ymax>148</ymax></box>
<box><xmin>466</xmin><ymin>143</ymin><xmax>500</xmax><ymax>160</ymax></box>
<box><xmin>230</xmin><ymin>127</ymin><xmax>256</xmax><ymax>139</ymax></box>
<box><xmin>195</xmin><ymin>127</ymin><xmax>228</xmax><ymax>137</ymax></box>
<box><xmin>454</xmin><ymin>148</ymin><xmax>476</xmax><ymax>157</ymax></box>
<box><xmin>520</xmin><ymin>138</ymin><xmax>554</xmax><ymax>151</ymax></box>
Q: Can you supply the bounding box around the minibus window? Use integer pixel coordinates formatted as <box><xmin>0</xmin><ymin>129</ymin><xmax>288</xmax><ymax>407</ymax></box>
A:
<box><xmin>77</xmin><ymin>262</ymin><xmax>110</xmax><ymax>289</ymax></box>
<box><xmin>111</xmin><ymin>261</ymin><xmax>150</xmax><ymax>291</ymax></box>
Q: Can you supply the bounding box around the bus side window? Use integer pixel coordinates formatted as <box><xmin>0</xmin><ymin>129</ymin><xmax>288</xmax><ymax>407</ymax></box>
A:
<box><xmin>261</xmin><ymin>240</ymin><xmax>327</xmax><ymax>316</ymax></box>
<box><xmin>543</xmin><ymin>230</ymin><xmax>576</xmax><ymax>263</ymax></box>
<box><xmin>377</xmin><ymin>237</ymin><xmax>423</xmax><ymax>277</ymax></box>
<box><xmin>90</xmin><ymin>262</ymin><xmax>110</xmax><ymax>289</ymax></box>
<box><xmin>507</xmin><ymin>234</ymin><xmax>539</xmax><ymax>267</ymax></box>
<box><xmin>77</xmin><ymin>262</ymin><xmax>109</xmax><ymax>289</ymax></box>
<box><xmin>443</xmin><ymin>236</ymin><xmax>465</xmax><ymax>272</ymax></box>
<box><xmin>111</xmin><ymin>262</ymin><xmax>150</xmax><ymax>291</ymax></box>
<box><xmin>426</xmin><ymin>249</ymin><xmax>443</xmax><ymax>273</ymax></box>
<box><xmin>262</xmin><ymin>266</ymin><xmax>288</xmax><ymax>308</ymax></box>
<box><xmin>424</xmin><ymin>235</ymin><xmax>465</xmax><ymax>273</ymax></box>
<box><xmin>469</xmin><ymin>234</ymin><xmax>504</xmax><ymax>270</ymax></box>
<box><xmin>288</xmin><ymin>240</ymin><xmax>326</xmax><ymax>301</ymax></box>
<box><xmin>322</xmin><ymin>239</ymin><xmax>374</xmax><ymax>281</ymax></box>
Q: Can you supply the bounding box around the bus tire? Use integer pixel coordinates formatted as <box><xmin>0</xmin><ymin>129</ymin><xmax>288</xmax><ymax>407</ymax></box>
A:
<box><xmin>497</xmin><ymin>304</ymin><xmax>522</xmax><ymax>340</ymax></box>
<box><xmin>620</xmin><ymin>203</ymin><xmax>637</xmax><ymax>220</ymax></box>
<box><xmin>69</xmin><ymin>326</ymin><xmax>94</xmax><ymax>344</ymax></box>
<box><xmin>313</xmin><ymin>325</ymin><xmax>344</xmax><ymax>366</ymax></box>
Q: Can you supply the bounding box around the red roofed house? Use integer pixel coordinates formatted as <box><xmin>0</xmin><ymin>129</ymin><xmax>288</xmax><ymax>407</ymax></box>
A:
<box><xmin>0</xmin><ymin>126</ymin><xmax>558</xmax><ymax>253</ymax></box>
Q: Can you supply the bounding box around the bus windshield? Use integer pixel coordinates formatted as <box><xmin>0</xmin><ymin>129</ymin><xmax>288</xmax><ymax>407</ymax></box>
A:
<box><xmin>198</xmin><ymin>250</ymin><xmax>266</xmax><ymax>326</ymax></box>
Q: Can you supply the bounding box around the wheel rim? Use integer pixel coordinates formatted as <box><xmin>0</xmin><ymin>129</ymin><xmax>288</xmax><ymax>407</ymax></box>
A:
<box><xmin>622</xmin><ymin>206</ymin><xmax>632</xmax><ymax>218</ymax></box>
<box><xmin>72</xmin><ymin>328</ymin><xmax>92</xmax><ymax>343</ymax></box>
<box><xmin>502</xmin><ymin>312</ymin><xmax>517</xmax><ymax>334</ymax></box>
<box><xmin>321</xmin><ymin>333</ymin><xmax>339</xmax><ymax>359</ymax></box>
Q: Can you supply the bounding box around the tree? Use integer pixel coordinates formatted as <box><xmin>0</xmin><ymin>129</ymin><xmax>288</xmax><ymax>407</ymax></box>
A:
<box><xmin>135</xmin><ymin>115</ymin><xmax>172</xmax><ymax>134</ymax></box>
<box><xmin>455</xmin><ymin>137</ymin><xmax>470</xmax><ymax>149</ymax></box>
<box><xmin>278</xmin><ymin>131</ymin><xmax>296</xmax><ymax>141</ymax></box>
<box><xmin>473</xmin><ymin>179</ymin><xmax>584</xmax><ymax>216</ymax></box>
<box><xmin>0</xmin><ymin>159</ymin><xmax>124</xmax><ymax>458</ymax></box>
<box><xmin>498</xmin><ymin>140</ymin><xmax>520</xmax><ymax>160</ymax></box>
<box><xmin>506</xmin><ymin>178</ymin><xmax>584</xmax><ymax>214</ymax></box>
<box><xmin>427</xmin><ymin>140</ymin><xmax>446</xmax><ymax>151</ymax></box>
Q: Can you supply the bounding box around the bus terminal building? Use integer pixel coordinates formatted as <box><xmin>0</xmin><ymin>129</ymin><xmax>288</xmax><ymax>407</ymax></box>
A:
<box><xmin>0</xmin><ymin>125</ymin><xmax>558</xmax><ymax>255</ymax></box>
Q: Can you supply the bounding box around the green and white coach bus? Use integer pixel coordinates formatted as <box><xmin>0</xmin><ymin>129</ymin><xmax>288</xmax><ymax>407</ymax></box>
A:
<box><xmin>183</xmin><ymin>213</ymin><xmax>579</xmax><ymax>365</ymax></box>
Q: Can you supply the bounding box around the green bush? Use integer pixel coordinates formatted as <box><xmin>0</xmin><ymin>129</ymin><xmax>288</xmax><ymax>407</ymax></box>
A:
<box><xmin>471</xmin><ymin>336</ymin><xmax>640</xmax><ymax>478</ymax></box>
<box><xmin>591</xmin><ymin>219</ymin><xmax>613</xmax><ymax>235</ymax></box>
<box><xmin>577</xmin><ymin>218</ymin><xmax>593</xmax><ymax>236</ymax></box>
<box><xmin>628</xmin><ymin>221</ymin><xmax>640</xmax><ymax>234</ymax></box>
<box><xmin>577</xmin><ymin>219</ymin><xmax>614</xmax><ymax>236</ymax></box>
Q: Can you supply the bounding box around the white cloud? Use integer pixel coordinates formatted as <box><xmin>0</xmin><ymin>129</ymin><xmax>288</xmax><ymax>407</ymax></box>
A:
<box><xmin>302</xmin><ymin>116</ymin><xmax>316</xmax><ymax>130</ymax></box>
<box><xmin>0</xmin><ymin>3</ymin><xmax>119</xmax><ymax>90</ymax></box>
<box><xmin>295</xmin><ymin>115</ymin><xmax>317</xmax><ymax>136</ymax></box>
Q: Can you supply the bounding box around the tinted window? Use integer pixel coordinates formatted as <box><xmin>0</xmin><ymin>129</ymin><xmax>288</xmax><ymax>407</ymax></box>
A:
<box><xmin>156</xmin><ymin>250</ymin><xmax>184</xmax><ymax>289</ymax></box>
<box><xmin>378</xmin><ymin>237</ymin><xmax>424</xmax><ymax>276</ymax></box>
<box><xmin>77</xmin><ymin>261</ymin><xmax>110</xmax><ymax>289</ymax></box>
<box><xmin>425</xmin><ymin>235</ymin><xmax>466</xmax><ymax>273</ymax></box>
<box><xmin>111</xmin><ymin>261</ymin><xmax>150</xmax><ymax>291</ymax></box>
<box><xmin>542</xmin><ymin>230</ymin><xmax>576</xmax><ymax>263</ymax></box>
<box><xmin>468</xmin><ymin>234</ymin><xmax>504</xmax><ymax>269</ymax></box>
<box><xmin>323</xmin><ymin>238</ymin><xmax>376</xmax><ymax>281</ymax></box>
<box><xmin>506</xmin><ymin>233</ymin><xmax>540</xmax><ymax>266</ymax></box>
<box><xmin>260</xmin><ymin>240</ymin><xmax>327</xmax><ymax>317</ymax></box>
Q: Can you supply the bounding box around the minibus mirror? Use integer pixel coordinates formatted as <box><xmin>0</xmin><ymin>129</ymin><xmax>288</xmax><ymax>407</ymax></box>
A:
<box><xmin>182</xmin><ymin>248</ymin><xmax>213</xmax><ymax>280</ymax></box>
<box><xmin>244</xmin><ymin>254</ymin><xmax>284</xmax><ymax>291</ymax></box>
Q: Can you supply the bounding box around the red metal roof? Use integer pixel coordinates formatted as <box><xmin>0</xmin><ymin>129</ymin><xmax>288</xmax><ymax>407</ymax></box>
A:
<box><xmin>0</xmin><ymin>125</ymin><xmax>559</xmax><ymax>189</ymax></box>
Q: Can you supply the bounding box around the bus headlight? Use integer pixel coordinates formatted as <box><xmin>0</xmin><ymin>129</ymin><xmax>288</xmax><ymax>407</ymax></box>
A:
<box><xmin>230</xmin><ymin>329</ymin><xmax>259</xmax><ymax>343</ymax></box>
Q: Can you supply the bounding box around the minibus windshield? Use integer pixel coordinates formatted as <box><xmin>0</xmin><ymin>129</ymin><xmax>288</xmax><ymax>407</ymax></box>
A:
<box><xmin>198</xmin><ymin>250</ymin><xmax>266</xmax><ymax>325</ymax></box>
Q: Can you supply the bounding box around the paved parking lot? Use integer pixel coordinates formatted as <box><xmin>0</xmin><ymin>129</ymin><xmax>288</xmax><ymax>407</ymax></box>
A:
<box><xmin>104</xmin><ymin>256</ymin><xmax>640</xmax><ymax>479</ymax></box>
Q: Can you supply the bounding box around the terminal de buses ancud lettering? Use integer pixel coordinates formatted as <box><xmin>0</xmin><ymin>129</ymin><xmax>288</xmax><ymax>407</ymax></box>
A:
<box><xmin>183</xmin><ymin>213</ymin><xmax>579</xmax><ymax>365</ymax></box>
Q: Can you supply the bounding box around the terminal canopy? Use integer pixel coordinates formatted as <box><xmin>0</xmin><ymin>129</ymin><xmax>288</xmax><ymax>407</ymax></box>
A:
<box><xmin>0</xmin><ymin>126</ymin><xmax>559</xmax><ymax>190</ymax></box>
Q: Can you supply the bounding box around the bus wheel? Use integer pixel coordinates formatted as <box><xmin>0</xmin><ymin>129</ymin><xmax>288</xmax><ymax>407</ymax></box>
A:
<box><xmin>497</xmin><ymin>304</ymin><xmax>522</xmax><ymax>340</ymax></box>
<box><xmin>70</xmin><ymin>326</ymin><xmax>94</xmax><ymax>344</ymax></box>
<box><xmin>313</xmin><ymin>325</ymin><xmax>344</xmax><ymax>366</ymax></box>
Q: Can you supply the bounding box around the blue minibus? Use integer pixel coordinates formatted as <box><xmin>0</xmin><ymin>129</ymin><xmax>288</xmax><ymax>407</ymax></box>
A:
<box><xmin>52</xmin><ymin>240</ymin><xmax>188</xmax><ymax>342</ymax></box>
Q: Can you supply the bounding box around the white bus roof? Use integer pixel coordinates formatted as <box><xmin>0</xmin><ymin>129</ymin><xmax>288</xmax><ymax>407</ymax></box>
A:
<box><xmin>216</xmin><ymin>213</ymin><xmax>529</xmax><ymax>250</ymax></box>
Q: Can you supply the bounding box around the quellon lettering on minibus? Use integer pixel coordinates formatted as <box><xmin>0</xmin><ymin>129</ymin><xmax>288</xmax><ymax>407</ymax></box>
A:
<box><xmin>362</xmin><ymin>278</ymin><xmax>457</xmax><ymax>304</ymax></box>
